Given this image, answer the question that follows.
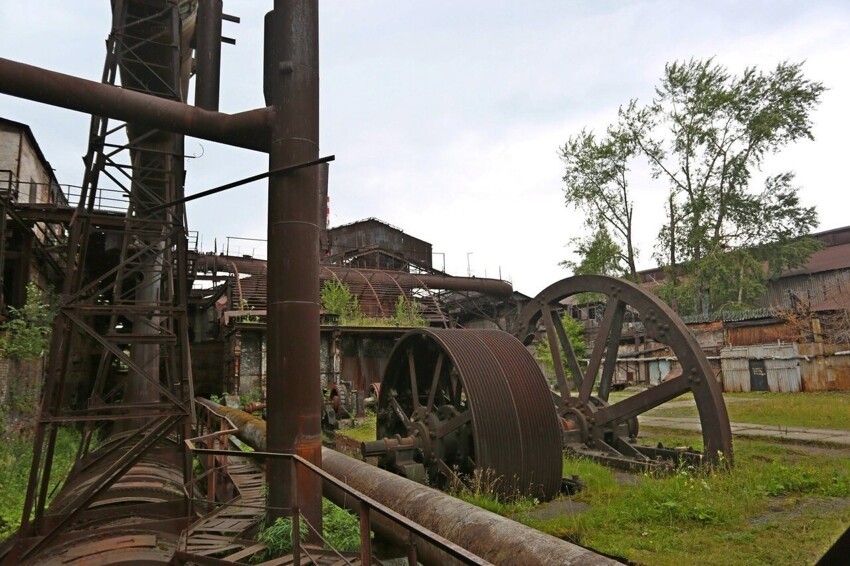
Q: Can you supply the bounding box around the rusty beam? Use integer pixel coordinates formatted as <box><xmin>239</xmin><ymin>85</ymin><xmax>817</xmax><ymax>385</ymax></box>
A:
<box><xmin>0</xmin><ymin>58</ymin><xmax>271</xmax><ymax>152</ymax></box>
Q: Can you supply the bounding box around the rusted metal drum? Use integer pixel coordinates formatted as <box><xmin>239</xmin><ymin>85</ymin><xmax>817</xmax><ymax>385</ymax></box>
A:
<box><xmin>365</xmin><ymin>328</ymin><xmax>563</xmax><ymax>501</ymax></box>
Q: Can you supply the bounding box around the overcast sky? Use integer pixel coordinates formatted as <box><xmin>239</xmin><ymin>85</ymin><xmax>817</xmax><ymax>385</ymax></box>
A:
<box><xmin>1</xmin><ymin>1</ymin><xmax>848</xmax><ymax>295</ymax></box>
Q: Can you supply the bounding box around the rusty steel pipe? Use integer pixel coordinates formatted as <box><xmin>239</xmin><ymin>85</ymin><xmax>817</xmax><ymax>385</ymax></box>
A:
<box><xmin>263</xmin><ymin>0</ymin><xmax>322</xmax><ymax>531</ymax></box>
<box><xmin>195</xmin><ymin>398</ymin><xmax>268</xmax><ymax>449</ymax></box>
<box><xmin>0</xmin><ymin>57</ymin><xmax>271</xmax><ymax>152</ymax></box>
<box><xmin>321</xmin><ymin>448</ymin><xmax>618</xmax><ymax>566</ymax></box>
<box><xmin>195</xmin><ymin>0</ymin><xmax>224</xmax><ymax>111</ymax></box>
<box><xmin>196</xmin><ymin>399</ymin><xmax>616</xmax><ymax>565</ymax></box>
<box><xmin>323</xmin><ymin>266</ymin><xmax>514</xmax><ymax>297</ymax></box>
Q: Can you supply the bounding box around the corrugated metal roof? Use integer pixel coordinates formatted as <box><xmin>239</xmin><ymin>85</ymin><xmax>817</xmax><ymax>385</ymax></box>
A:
<box><xmin>783</xmin><ymin>242</ymin><xmax>850</xmax><ymax>276</ymax></box>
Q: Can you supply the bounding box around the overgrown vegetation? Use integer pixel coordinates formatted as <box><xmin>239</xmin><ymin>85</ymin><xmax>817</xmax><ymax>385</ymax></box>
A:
<box><xmin>448</xmin><ymin>468</ymin><xmax>540</xmax><ymax>516</ymax></box>
<box><xmin>321</xmin><ymin>280</ymin><xmax>425</xmax><ymax>327</ymax></box>
<box><xmin>393</xmin><ymin>294</ymin><xmax>425</xmax><ymax>327</ymax></box>
<box><xmin>0</xmin><ymin>427</ymin><xmax>80</xmax><ymax>541</ymax></box>
<box><xmin>333</xmin><ymin>395</ymin><xmax>850</xmax><ymax>563</ymax></box>
<box><xmin>321</xmin><ymin>280</ymin><xmax>361</xmax><ymax>324</ymax></box>
<box><xmin>337</xmin><ymin>413</ymin><xmax>377</xmax><ymax>443</ymax></box>
<box><xmin>0</xmin><ymin>283</ymin><xmax>56</xmax><ymax>361</ymax></box>
<box><xmin>256</xmin><ymin>498</ymin><xmax>362</xmax><ymax>560</ymax></box>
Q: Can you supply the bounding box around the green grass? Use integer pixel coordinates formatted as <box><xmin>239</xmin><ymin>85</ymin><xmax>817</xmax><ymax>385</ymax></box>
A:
<box><xmin>331</xmin><ymin>396</ymin><xmax>850</xmax><ymax>564</ymax></box>
<box><xmin>335</xmin><ymin>413</ymin><xmax>377</xmax><ymax>443</ymax></box>
<box><xmin>0</xmin><ymin>427</ymin><xmax>80</xmax><ymax>541</ymax></box>
<box><xmin>647</xmin><ymin>391</ymin><xmax>850</xmax><ymax>430</ymax></box>
<box><xmin>522</xmin><ymin>431</ymin><xmax>850</xmax><ymax>565</ymax></box>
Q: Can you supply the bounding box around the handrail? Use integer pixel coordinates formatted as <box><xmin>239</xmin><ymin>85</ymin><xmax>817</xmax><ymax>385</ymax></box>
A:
<box><xmin>185</xmin><ymin>400</ymin><xmax>492</xmax><ymax>565</ymax></box>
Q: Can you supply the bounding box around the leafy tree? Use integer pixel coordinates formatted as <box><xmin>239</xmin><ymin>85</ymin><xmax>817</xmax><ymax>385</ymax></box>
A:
<box><xmin>561</xmin><ymin>226</ymin><xmax>627</xmax><ymax>278</ymax></box>
<box><xmin>631</xmin><ymin>59</ymin><xmax>824</xmax><ymax>314</ymax></box>
<box><xmin>563</xmin><ymin>58</ymin><xmax>824</xmax><ymax>315</ymax></box>
<box><xmin>561</xmin><ymin>123</ymin><xmax>639</xmax><ymax>280</ymax></box>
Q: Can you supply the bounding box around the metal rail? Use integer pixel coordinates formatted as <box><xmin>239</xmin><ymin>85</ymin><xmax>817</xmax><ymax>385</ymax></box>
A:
<box><xmin>184</xmin><ymin>399</ymin><xmax>492</xmax><ymax>565</ymax></box>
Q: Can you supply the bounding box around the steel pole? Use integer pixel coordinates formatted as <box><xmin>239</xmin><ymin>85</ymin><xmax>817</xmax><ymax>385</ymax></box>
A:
<box><xmin>263</xmin><ymin>0</ymin><xmax>322</xmax><ymax>535</ymax></box>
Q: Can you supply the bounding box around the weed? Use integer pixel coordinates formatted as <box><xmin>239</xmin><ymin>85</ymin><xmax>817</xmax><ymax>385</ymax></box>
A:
<box><xmin>448</xmin><ymin>468</ymin><xmax>539</xmax><ymax>515</ymax></box>
<box><xmin>255</xmin><ymin>498</ymin><xmax>362</xmax><ymax>560</ymax></box>
<box><xmin>0</xmin><ymin>427</ymin><xmax>79</xmax><ymax>541</ymax></box>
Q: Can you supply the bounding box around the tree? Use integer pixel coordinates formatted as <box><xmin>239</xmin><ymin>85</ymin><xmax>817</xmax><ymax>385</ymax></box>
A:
<box><xmin>562</xmin><ymin>58</ymin><xmax>824</xmax><ymax>315</ymax></box>
<box><xmin>561</xmin><ymin>226</ymin><xmax>626</xmax><ymax>278</ymax></box>
<box><xmin>561</xmin><ymin>123</ymin><xmax>639</xmax><ymax>280</ymax></box>
<box><xmin>632</xmin><ymin>59</ymin><xmax>824</xmax><ymax>314</ymax></box>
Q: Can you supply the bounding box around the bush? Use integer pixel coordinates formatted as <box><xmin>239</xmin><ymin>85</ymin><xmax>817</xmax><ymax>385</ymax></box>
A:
<box><xmin>256</xmin><ymin>498</ymin><xmax>362</xmax><ymax>559</ymax></box>
<box><xmin>0</xmin><ymin>283</ymin><xmax>56</xmax><ymax>361</ymax></box>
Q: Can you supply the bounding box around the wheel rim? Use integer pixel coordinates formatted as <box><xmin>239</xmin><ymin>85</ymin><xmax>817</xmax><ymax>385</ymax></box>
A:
<box><xmin>515</xmin><ymin>275</ymin><xmax>733</xmax><ymax>466</ymax></box>
<box><xmin>375</xmin><ymin>328</ymin><xmax>563</xmax><ymax>500</ymax></box>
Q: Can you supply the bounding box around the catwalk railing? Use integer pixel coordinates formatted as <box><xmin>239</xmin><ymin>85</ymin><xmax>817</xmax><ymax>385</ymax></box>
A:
<box><xmin>183</xmin><ymin>399</ymin><xmax>491</xmax><ymax>565</ymax></box>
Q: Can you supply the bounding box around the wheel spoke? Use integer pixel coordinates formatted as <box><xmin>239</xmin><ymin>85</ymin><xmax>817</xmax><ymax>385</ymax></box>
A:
<box><xmin>597</xmin><ymin>302</ymin><xmax>626</xmax><ymax>401</ymax></box>
<box><xmin>541</xmin><ymin>307</ymin><xmax>571</xmax><ymax>398</ymax></box>
<box><xmin>426</xmin><ymin>353</ymin><xmax>445</xmax><ymax>412</ymax></box>
<box><xmin>593</xmin><ymin>374</ymin><xmax>692</xmax><ymax>426</ymax></box>
<box><xmin>579</xmin><ymin>298</ymin><xmax>625</xmax><ymax>403</ymax></box>
<box><xmin>407</xmin><ymin>348</ymin><xmax>420</xmax><ymax>410</ymax></box>
<box><xmin>389</xmin><ymin>396</ymin><xmax>412</xmax><ymax>428</ymax></box>
<box><xmin>435</xmin><ymin>410</ymin><xmax>471</xmax><ymax>439</ymax></box>
<box><xmin>552</xmin><ymin>310</ymin><xmax>584</xmax><ymax>392</ymax></box>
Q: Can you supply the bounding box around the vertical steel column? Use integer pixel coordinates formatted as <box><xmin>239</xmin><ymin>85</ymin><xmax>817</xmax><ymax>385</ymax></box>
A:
<box><xmin>263</xmin><ymin>0</ymin><xmax>322</xmax><ymax>534</ymax></box>
<box><xmin>195</xmin><ymin>0</ymin><xmax>223</xmax><ymax>110</ymax></box>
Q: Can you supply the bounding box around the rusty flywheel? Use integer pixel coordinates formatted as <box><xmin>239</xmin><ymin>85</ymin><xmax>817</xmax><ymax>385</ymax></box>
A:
<box><xmin>514</xmin><ymin>275</ymin><xmax>733</xmax><ymax>467</ymax></box>
<box><xmin>363</xmin><ymin>328</ymin><xmax>563</xmax><ymax>501</ymax></box>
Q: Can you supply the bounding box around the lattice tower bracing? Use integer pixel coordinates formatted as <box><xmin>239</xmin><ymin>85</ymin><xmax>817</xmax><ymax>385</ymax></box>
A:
<box><xmin>15</xmin><ymin>0</ymin><xmax>195</xmax><ymax>558</ymax></box>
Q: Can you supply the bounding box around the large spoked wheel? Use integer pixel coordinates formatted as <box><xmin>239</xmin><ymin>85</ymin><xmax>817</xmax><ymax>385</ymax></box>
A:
<box><xmin>515</xmin><ymin>275</ymin><xmax>733</xmax><ymax>467</ymax></box>
<box><xmin>362</xmin><ymin>328</ymin><xmax>563</xmax><ymax>501</ymax></box>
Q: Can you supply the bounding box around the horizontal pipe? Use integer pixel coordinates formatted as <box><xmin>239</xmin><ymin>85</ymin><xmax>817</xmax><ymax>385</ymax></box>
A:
<box><xmin>323</xmin><ymin>266</ymin><xmax>514</xmax><ymax>297</ymax></box>
<box><xmin>321</xmin><ymin>448</ymin><xmax>615</xmax><ymax>566</ymax></box>
<box><xmin>196</xmin><ymin>399</ymin><xmax>616</xmax><ymax>565</ymax></box>
<box><xmin>0</xmin><ymin>58</ymin><xmax>271</xmax><ymax>152</ymax></box>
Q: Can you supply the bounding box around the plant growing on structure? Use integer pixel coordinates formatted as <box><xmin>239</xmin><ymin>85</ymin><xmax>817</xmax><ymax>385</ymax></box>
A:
<box><xmin>238</xmin><ymin>298</ymin><xmax>260</xmax><ymax>324</ymax></box>
<box><xmin>392</xmin><ymin>294</ymin><xmax>425</xmax><ymax>327</ymax></box>
<box><xmin>0</xmin><ymin>283</ymin><xmax>57</xmax><ymax>361</ymax></box>
<box><xmin>255</xmin><ymin>498</ymin><xmax>362</xmax><ymax>560</ymax></box>
<box><xmin>320</xmin><ymin>280</ymin><xmax>361</xmax><ymax>325</ymax></box>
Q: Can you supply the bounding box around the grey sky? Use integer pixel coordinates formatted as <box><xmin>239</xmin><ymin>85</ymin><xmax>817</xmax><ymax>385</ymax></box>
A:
<box><xmin>1</xmin><ymin>1</ymin><xmax>848</xmax><ymax>295</ymax></box>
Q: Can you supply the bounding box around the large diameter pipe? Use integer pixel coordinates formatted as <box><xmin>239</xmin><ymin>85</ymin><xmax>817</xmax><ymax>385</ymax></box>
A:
<box><xmin>195</xmin><ymin>0</ymin><xmax>223</xmax><ymax>111</ymax></box>
<box><xmin>323</xmin><ymin>266</ymin><xmax>514</xmax><ymax>297</ymax></box>
<box><xmin>198</xmin><ymin>400</ymin><xmax>617</xmax><ymax>565</ymax></box>
<box><xmin>321</xmin><ymin>448</ymin><xmax>617</xmax><ymax>566</ymax></box>
<box><xmin>263</xmin><ymin>0</ymin><xmax>322</xmax><ymax>531</ymax></box>
<box><xmin>0</xmin><ymin>57</ymin><xmax>271</xmax><ymax>152</ymax></box>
